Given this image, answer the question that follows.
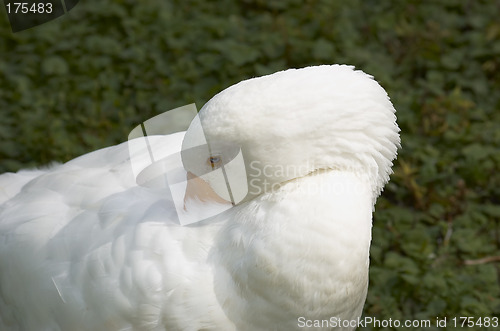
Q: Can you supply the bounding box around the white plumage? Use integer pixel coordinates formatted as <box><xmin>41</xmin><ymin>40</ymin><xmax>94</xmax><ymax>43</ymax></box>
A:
<box><xmin>0</xmin><ymin>65</ymin><xmax>400</xmax><ymax>330</ymax></box>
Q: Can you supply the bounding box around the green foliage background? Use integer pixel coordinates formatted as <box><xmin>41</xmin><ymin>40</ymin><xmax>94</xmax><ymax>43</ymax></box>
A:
<box><xmin>1</xmin><ymin>0</ymin><xmax>499</xmax><ymax>329</ymax></box>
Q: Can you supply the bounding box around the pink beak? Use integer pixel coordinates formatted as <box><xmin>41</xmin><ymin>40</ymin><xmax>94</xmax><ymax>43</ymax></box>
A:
<box><xmin>183</xmin><ymin>171</ymin><xmax>229</xmax><ymax>209</ymax></box>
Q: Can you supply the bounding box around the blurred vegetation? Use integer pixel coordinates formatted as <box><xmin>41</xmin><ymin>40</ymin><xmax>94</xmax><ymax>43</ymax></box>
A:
<box><xmin>1</xmin><ymin>0</ymin><xmax>500</xmax><ymax>329</ymax></box>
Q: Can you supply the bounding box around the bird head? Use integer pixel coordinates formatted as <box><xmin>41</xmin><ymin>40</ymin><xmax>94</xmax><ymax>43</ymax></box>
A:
<box><xmin>181</xmin><ymin>65</ymin><xmax>400</xmax><ymax>207</ymax></box>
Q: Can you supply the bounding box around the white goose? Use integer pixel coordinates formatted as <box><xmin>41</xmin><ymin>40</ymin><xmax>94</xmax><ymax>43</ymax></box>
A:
<box><xmin>0</xmin><ymin>65</ymin><xmax>399</xmax><ymax>331</ymax></box>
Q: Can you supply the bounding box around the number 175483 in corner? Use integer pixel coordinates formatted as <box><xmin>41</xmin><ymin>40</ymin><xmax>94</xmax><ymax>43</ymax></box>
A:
<box><xmin>6</xmin><ymin>2</ymin><xmax>53</xmax><ymax>14</ymax></box>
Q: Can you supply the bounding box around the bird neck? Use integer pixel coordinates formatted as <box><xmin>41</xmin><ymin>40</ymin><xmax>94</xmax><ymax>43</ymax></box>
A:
<box><xmin>211</xmin><ymin>170</ymin><xmax>373</xmax><ymax>329</ymax></box>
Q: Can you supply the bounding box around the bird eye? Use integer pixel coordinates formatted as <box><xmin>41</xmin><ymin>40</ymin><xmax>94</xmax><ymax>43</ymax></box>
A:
<box><xmin>208</xmin><ymin>156</ymin><xmax>222</xmax><ymax>168</ymax></box>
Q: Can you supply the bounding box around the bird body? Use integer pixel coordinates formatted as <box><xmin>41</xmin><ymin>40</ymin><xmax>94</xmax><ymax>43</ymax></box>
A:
<box><xmin>0</xmin><ymin>65</ymin><xmax>399</xmax><ymax>330</ymax></box>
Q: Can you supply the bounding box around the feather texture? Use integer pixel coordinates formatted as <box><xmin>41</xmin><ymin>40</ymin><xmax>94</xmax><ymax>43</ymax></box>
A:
<box><xmin>0</xmin><ymin>65</ymin><xmax>399</xmax><ymax>330</ymax></box>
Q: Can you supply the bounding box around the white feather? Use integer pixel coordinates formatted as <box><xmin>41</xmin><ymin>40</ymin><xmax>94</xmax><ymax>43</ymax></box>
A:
<box><xmin>0</xmin><ymin>65</ymin><xmax>399</xmax><ymax>330</ymax></box>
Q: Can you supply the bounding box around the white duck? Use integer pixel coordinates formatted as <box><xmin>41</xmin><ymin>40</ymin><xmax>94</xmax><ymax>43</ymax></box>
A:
<box><xmin>0</xmin><ymin>65</ymin><xmax>399</xmax><ymax>331</ymax></box>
